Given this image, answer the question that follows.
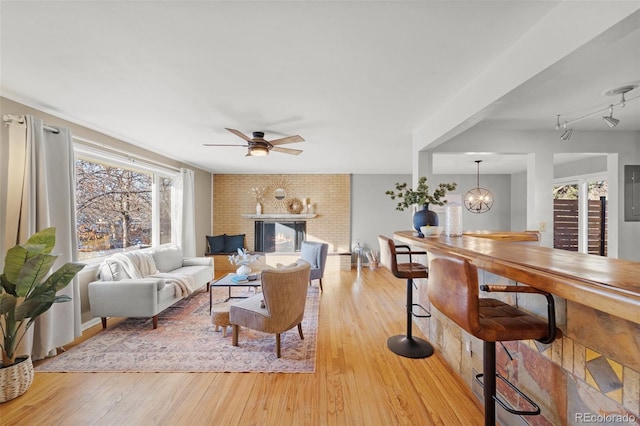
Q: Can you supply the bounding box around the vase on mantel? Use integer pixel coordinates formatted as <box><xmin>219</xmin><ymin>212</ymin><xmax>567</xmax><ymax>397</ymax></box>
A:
<box><xmin>256</xmin><ymin>202</ymin><xmax>262</xmax><ymax>215</ymax></box>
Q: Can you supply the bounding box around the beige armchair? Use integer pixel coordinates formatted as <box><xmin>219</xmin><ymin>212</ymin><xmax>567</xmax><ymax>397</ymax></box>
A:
<box><xmin>230</xmin><ymin>263</ymin><xmax>311</xmax><ymax>358</ymax></box>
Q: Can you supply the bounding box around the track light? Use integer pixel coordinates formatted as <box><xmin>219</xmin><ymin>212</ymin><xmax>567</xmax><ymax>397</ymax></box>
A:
<box><xmin>555</xmin><ymin>83</ymin><xmax>638</xmax><ymax>137</ymax></box>
<box><xmin>560</xmin><ymin>123</ymin><xmax>573</xmax><ymax>141</ymax></box>
<box><xmin>602</xmin><ymin>105</ymin><xmax>619</xmax><ymax>128</ymax></box>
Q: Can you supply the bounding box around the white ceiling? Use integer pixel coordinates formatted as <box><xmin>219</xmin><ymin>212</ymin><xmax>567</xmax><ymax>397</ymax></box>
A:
<box><xmin>1</xmin><ymin>1</ymin><xmax>639</xmax><ymax>175</ymax></box>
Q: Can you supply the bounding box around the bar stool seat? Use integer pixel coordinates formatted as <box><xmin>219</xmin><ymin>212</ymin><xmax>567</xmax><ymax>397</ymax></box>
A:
<box><xmin>427</xmin><ymin>248</ymin><xmax>561</xmax><ymax>426</ymax></box>
<box><xmin>378</xmin><ymin>235</ymin><xmax>433</xmax><ymax>359</ymax></box>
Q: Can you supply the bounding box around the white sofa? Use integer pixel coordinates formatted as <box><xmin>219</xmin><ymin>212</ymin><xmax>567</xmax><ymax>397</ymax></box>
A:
<box><xmin>88</xmin><ymin>245</ymin><xmax>213</xmax><ymax>329</ymax></box>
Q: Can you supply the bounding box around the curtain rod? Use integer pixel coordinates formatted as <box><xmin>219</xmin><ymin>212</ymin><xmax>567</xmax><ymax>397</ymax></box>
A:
<box><xmin>2</xmin><ymin>113</ymin><xmax>180</xmax><ymax>173</ymax></box>
<box><xmin>2</xmin><ymin>114</ymin><xmax>60</xmax><ymax>134</ymax></box>
<box><xmin>73</xmin><ymin>135</ymin><xmax>181</xmax><ymax>172</ymax></box>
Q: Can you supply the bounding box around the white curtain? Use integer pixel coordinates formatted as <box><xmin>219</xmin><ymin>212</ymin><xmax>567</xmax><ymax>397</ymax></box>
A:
<box><xmin>0</xmin><ymin>115</ymin><xmax>81</xmax><ymax>360</ymax></box>
<box><xmin>176</xmin><ymin>167</ymin><xmax>196</xmax><ymax>257</ymax></box>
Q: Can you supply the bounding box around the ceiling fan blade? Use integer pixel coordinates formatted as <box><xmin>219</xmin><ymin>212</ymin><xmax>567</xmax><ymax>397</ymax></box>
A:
<box><xmin>225</xmin><ymin>128</ymin><xmax>253</xmax><ymax>142</ymax></box>
<box><xmin>272</xmin><ymin>146</ymin><xmax>303</xmax><ymax>155</ymax></box>
<box><xmin>202</xmin><ymin>143</ymin><xmax>249</xmax><ymax>147</ymax></box>
<box><xmin>269</xmin><ymin>135</ymin><xmax>305</xmax><ymax>145</ymax></box>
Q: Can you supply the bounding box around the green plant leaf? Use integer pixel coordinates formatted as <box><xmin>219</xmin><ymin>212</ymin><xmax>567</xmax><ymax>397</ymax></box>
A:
<box><xmin>25</xmin><ymin>227</ymin><xmax>56</xmax><ymax>254</ymax></box>
<box><xmin>13</xmin><ymin>253</ymin><xmax>58</xmax><ymax>297</ymax></box>
<box><xmin>1</xmin><ymin>273</ymin><xmax>17</xmax><ymax>296</ymax></box>
<box><xmin>15</xmin><ymin>291</ymin><xmax>57</xmax><ymax>321</ymax></box>
<box><xmin>0</xmin><ymin>293</ymin><xmax>17</xmax><ymax>315</ymax></box>
<box><xmin>44</xmin><ymin>263</ymin><xmax>85</xmax><ymax>292</ymax></box>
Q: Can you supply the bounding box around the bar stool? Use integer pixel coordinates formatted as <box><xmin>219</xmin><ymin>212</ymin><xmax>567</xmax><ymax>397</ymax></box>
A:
<box><xmin>427</xmin><ymin>249</ymin><xmax>560</xmax><ymax>426</ymax></box>
<box><xmin>378</xmin><ymin>235</ymin><xmax>433</xmax><ymax>359</ymax></box>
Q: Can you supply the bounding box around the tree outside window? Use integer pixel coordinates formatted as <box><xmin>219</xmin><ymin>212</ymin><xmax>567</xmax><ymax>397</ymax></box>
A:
<box><xmin>75</xmin><ymin>156</ymin><xmax>174</xmax><ymax>260</ymax></box>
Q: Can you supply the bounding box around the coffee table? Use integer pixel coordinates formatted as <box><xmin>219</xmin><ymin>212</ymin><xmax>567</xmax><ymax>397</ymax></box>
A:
<box><xmin>209</xmin><ymin>273</ymin><xmax>262</xmax><ymax>312</ymax></box>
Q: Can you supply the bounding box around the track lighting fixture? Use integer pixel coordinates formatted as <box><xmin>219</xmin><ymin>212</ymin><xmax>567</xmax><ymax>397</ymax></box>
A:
<box><xmin>602</xmin><ymin>106</ymin><xmax>619</xmax><ymax>128</ymax></box>
<box><xmin>560</xmin><ymin>126</ymin><xmax>573</xmax><ymax>141</ymax></box>
<box><xmin>557</xmin><ymin>115</ymin><xmax>573</xmax><ymax>141</ymax></box>
<box><xmin>555</xmin><ymin>83</ymin><xmax>638</xmax><ymax>140</ymax></box>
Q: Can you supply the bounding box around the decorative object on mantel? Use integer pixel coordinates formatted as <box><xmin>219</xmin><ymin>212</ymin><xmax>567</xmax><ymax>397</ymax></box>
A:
<box><xmin>288</xmin><ymin>197</ymin><xmax>304</xmax><ymax>214</ymax></box>
<box><xmin>0</xmin><ymin>227</ymin><xmax>85</xmax><ymax>402</ymax></box>
<box><xmin>228</xmin><ymin>248</ymin><xmax>261</xmax><ymax>275</ymax></box>
<box><xmin>267</xmin><ymin>178</ymin><xmax>293</xmax><ymax>211</ymax></box>
<box><xmin>250</xmin><ymin>187</ymin><xmax>265</xmax><ymax>215</ymax></box>
<box><xmin>464</xmin><ymin>160</ymin><xmax>493</xmax><ymax>214</ymax></box>
<box><xmin>241</xmin><ymin>213</ymin><xmax>317</xmax><ymax>219</ymax></box>
<box><xmin>385</xmin><ymin>177</ymin><xmax>457</xmax><ymax>237</ymax></box>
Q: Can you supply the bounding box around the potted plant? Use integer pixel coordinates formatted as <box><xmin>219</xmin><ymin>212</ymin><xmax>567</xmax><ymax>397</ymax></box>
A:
<box><xmin>385</xmin><ymin>176</ymin><xmax>457</xmax><ymax>236</ymax></box>
<box><xmin>0</xmin><ymin>227</ymin><xmax>85</xmax><ymax>402</ymax></box>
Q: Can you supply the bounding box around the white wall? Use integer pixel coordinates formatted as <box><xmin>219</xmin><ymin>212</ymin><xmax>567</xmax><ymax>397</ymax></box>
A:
<box><xmin>511</xmin><ymin>171</ymin><xmax>527</xmax><ymax>231</ymax></box>
<box><xmin>351</xmin><ymin>174</ymin><xmax>412</xmax><ymax>257</ymax></box>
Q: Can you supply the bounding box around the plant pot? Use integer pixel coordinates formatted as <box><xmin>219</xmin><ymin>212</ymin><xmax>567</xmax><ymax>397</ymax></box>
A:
<box><xmin>369</xmin><ymin>261</ymin><xmax>379</xmax><ymax>270</ymax></box>
<box><xmin>0</xmin><ymin>356</ymin><xmax>34</xmax><ymax>403</ymax></box>
<box><xmin>413</xmin><ymin>204</ymin><xmax>439</xmax><ymax>237</ymax></box>
<box><xmin>256</xmin><ymin>202</ymin><xmax>262</xmax><ymax>215</ymax></box>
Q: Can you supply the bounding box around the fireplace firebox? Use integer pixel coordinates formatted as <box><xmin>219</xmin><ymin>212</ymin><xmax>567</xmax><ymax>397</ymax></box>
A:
<box><xmin>254</xmin><ymin>221</ymin><xmax>306</xmax><ymax>253</ymax></box>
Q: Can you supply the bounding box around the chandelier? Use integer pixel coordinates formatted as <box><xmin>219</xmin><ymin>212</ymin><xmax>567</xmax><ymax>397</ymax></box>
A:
<box><xmin>464</xmin><ymin>160</ymin><xmax>493</xmax><ymax>214</ymax></box>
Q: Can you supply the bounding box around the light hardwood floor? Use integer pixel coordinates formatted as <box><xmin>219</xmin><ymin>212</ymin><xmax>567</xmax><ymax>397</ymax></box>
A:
<box><xmin>1</xmin><ymin>268</ymin><xmax>483</xmax><ymax>426</ymax></box>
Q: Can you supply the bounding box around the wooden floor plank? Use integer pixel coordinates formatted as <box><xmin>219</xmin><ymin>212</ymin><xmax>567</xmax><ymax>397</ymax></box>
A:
<box><xmin>1</xmin><ymin>268</ymin><xmax>483</xmax><ymax>426</ymax></box>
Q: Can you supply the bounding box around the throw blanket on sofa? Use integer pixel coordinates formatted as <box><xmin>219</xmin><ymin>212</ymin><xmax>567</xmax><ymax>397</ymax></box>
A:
<box><xmin>105</xmin><ymin>252</ymin><xmax>195</xmax><ymax>297</ymax></box>
<box><xmin>151</xmin><ymin>272</ymin><xmax>195</xmax><ymax>298</ymax></box>
<box><xmin>109</xmin><ymin>252</ymin><xmax>158</xmax><ymax>279</ymax></box>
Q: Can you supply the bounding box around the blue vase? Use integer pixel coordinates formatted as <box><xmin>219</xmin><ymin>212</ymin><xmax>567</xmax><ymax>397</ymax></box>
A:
<box><xmin>413</xmin><ymin>204</ymin><xmax>439</xmax><ymax>237</ymax></box>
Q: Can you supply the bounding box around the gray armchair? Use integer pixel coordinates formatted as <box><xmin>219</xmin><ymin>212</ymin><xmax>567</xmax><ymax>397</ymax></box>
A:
<box><xmin>297</xmin><ymin>241</ymin><xmax>329</xmax><ymax>291</ymax></box>
<box><xmin>230</xmin><ymin>263</ymin><xmax>311</xmax><ymax>358</ymax></box>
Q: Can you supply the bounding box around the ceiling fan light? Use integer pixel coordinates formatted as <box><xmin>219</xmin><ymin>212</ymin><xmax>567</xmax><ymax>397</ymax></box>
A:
<box><xmin>248</xmin><ymin>146</ymin><xmax>269</xmax><ymax>156</ymax></box>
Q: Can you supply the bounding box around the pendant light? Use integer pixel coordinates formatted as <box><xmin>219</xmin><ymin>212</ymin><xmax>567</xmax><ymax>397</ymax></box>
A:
<box><xmin>464</xmin><ymin>160</ymin><xmax>493</xmax><ymax>214</ymax></box>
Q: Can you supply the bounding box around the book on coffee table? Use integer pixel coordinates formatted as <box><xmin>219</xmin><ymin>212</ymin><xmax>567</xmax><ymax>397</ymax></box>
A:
<box><xmin>231</xmin><ymin>275</ymin><xmax>249</xmax><ymax>284</ymax></box>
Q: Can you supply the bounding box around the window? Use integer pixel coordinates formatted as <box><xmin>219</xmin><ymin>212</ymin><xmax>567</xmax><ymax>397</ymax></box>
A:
<box><xmin>75</xmin><ymin>148</ymin><xmax>177</xmax><ymax>261</ymax></box>
<box><xmin>553</xmin><ymin>177</ymin><xmax>607</xmax><ymax>256</ymax></box>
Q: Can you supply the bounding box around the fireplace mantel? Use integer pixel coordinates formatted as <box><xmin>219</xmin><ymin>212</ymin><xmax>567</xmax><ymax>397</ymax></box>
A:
<box><xmin>242</xmin><ymin>214</ymin><xmax>317</xmax><ymax>220</ymax></box>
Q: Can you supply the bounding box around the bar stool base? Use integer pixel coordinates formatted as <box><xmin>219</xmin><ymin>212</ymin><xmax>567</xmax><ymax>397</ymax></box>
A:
<box><xmin>387</xmin><ymin>335</ymin><xmax>434</xmax><ymax>359</ymax></box>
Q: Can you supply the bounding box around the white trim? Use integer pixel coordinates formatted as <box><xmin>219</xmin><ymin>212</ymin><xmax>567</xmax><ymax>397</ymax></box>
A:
<box><xmin>73</xmin><ymin>137</ymin><xmax>179</xmax><ymax>175</ymax></box>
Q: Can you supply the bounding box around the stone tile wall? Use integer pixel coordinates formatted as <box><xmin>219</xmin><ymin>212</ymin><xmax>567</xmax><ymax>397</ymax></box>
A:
<box><xmin>413</xmin><ymin>271</ymin><xmax>640</xmax><ymax>425</ymax></box>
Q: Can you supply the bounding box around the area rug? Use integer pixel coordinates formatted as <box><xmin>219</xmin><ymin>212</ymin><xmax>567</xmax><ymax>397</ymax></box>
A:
<box><xmin>36</xmin><ymin>286</ymin><xmax>319</xmax><ymax>373</ymax></box>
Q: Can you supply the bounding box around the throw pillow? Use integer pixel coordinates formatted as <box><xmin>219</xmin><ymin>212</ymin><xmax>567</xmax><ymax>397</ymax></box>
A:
<box><xmin>152</xmin><ymin>245</ymin><xmax>183</xmax><ymax>272</ymax></box>
<box><xmin>300</xmin><ymin>243</ymin><xmax>320</xmax><ymax>268</ymax></box>
<box><xmin>206</xmin><ymin>234</ymin><xmax>226</xmax><ymax>254</ymax></box>
<box><xmin>224</xmin><ymin>234</ymin><xmax>245</xmax><ymax>253</ymax></box>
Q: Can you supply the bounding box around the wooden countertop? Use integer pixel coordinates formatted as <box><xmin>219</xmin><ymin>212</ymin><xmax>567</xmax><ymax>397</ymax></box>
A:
<box><xmin>394</xmin><ymin>230</ymin><xmax>640</xmax><ymax>324</ymax></box>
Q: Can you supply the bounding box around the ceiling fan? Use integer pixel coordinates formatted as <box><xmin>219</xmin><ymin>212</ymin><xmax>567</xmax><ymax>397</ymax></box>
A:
<box><xmin>203</xmin><ymin>128</ymin><xmax>304</xmax><ymax>156</ymax></box>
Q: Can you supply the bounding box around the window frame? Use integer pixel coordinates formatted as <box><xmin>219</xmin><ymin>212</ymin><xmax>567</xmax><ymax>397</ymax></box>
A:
<box><xmin>73</xmin><ymin>143</ymin><xmax>179</xmax><ymax>261</ymax></box>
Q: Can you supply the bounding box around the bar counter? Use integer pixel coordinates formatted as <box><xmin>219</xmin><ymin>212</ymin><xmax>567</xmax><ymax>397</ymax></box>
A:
<box><xmin>394</xmin><ymin>230</ymin><xmax>640</xmax><ymax>324</ymax></box>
